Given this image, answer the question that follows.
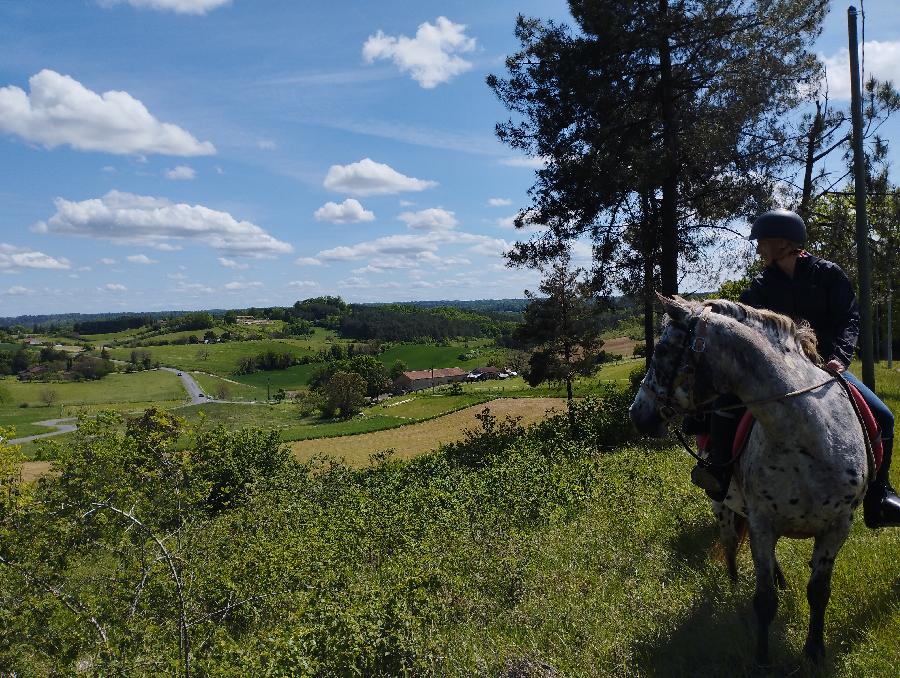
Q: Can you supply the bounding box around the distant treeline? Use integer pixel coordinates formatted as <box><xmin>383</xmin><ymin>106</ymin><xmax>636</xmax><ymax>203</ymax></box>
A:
<box><xmin>73</xmin><ymin>315</ymin><xmax>153</xmax><ymax>335</ymax></box>
<box><xmin>340</xmin><ymin>304</ymin><xmax>512</xmax><ymax>342</ymax></box>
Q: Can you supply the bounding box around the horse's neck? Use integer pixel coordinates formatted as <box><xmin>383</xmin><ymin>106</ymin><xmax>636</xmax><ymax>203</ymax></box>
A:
<box><xmin>709</xmin><ymin>321</ymin><xmax>825</xmax><ymax>432</ymax></box>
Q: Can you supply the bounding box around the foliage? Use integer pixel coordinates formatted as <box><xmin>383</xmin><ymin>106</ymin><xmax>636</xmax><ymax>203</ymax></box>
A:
<box><xmin>518</xmin><ymin>252</ymin><xmax>605</xmax><ymax>400</ymax></box>
<box><xmin>322</xmin><ymin>371</ymin><xmax>367</xmax><ymax>418</ymax></box>
<box><xmin>310</xmin><ymin>355</ymin><xmax>389</xmax><ymax>398</ymax></box>
<box><xmin>73</xmin><ymin>314</ymin><xmax>151</xmax><ymax>335</ymax></box>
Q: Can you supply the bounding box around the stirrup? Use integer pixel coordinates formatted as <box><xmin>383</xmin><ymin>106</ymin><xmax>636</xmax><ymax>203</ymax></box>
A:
<box><xmin>691</xmin><ymin>463</ymin><xmax>728</xmax><ymax>501</ymax></box>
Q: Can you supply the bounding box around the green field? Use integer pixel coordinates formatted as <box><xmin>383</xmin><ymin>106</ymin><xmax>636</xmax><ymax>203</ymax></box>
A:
<box><xmin>189</xmin><ymin>371</ymin><xmax>265</xmax><ymax>401</ymax></box>
<box><xmin>378</xmin><ymin>339</ymin><xmax>500</xmax><ymax>371</ymax></box>
<box><xmin>178</xmin><ymin>391</ymin><xmax>494</xmax><ymax>442</ymax></box>
<box><xmin>106</xmin><ymin>339</ymin><xmax>322</xmax><ymax>375</ymax></box>
<box><xmin>0</xmin><ymin>370</ymin><xmax>184</xmax><ymax>408</ymax></box>
<box><xmin>231</xmin><ymin>362</ymin><xmax>322</xmax><ymax>392</ymax></box>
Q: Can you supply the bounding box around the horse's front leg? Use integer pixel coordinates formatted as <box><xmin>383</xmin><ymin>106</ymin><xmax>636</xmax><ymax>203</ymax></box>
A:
<box><xmin>804</xmin><ymin>516</ymin><xmax>852</xmax><ymax>664</ymax></box>
<box><xmin>747</xmin><ymin>519</ymin><xmax>778</xmax><ymax>666</ymax></box>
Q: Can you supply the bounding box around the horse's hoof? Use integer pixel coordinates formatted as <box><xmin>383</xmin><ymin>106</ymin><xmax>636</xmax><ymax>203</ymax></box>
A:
<box><xmin>803</xmin><ymin>641</ymin><xmax>825</xmax><ymax>664</ymax></box>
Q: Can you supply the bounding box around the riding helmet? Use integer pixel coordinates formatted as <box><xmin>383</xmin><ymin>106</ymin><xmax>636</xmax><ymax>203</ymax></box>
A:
<box><xmin>748</xmin><ymin>208</ymin><xmax>807</xmax><ymax>245</ymax></box>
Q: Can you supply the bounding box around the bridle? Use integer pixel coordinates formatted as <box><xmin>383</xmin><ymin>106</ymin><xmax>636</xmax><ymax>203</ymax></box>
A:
<box><xmin>649</xmin><ymin>306</ymin><xmax>714</xmax><ymax>422</ymax></box>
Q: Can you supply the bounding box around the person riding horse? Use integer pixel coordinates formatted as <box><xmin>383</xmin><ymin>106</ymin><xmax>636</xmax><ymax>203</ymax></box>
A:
<box><xmin>690</xmin><ymin>208</ymin><xmax>900</xmax><ymax>529</ymax></box>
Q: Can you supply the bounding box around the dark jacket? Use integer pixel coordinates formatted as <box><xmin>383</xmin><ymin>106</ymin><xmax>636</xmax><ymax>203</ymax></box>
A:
<box><xmin>739</xmin><ymin>254</ymin><xmax>859</xmax><ymax>368</ymax></box>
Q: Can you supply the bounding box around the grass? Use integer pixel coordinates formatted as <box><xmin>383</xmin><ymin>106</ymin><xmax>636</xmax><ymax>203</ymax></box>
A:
<box><xmin>378</xmin><ymin>339</ymin><xmax>501</xmax><ymax>371</ymax></box>
<box><xmin>0</xmin><ymin>370</ymin><xmax>184</xmax><ymax>408</ymax></box>
<box><xmin>189</xmin><ymin>371</ymin><xmax>265</xmax><ymax>401</ymax></box>
<box><xmin>106</xmin><ymin>339</ymin><xmax>321</xmax><ymax>376</ymax></box>
<box><xmin>230</xmin><ymin>362</ymin><xmax>322</xmax><ymax>391</ymax></box>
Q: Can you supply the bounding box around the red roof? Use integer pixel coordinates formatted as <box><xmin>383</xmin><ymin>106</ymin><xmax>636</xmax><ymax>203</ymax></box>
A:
<box><xmin>400</xmin><ymin>368</ymin><xmax>466</xmax><ymax>381</ymax></box>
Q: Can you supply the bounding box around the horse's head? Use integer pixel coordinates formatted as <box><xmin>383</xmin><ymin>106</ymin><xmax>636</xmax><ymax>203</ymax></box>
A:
<box><xmin>629</xmin><ymin>294</ymin><xmax>715</xmax><ymax>437</ymax></box>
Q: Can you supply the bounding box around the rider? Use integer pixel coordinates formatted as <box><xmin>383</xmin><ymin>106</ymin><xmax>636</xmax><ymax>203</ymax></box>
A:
<box><xmin>691</xmin><ymin>208</ymin><xmax>900</xmax><ymax>528</ymax></box>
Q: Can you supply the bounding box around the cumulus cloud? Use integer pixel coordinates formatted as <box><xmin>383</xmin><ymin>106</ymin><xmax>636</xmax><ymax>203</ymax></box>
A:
<box><xmin>164</xmin><ymin>165</ymin><xmax>196</xmax><ymax>180</ymax></box>
<box><xmin>256</xmin><ymin>138</ymin><xmax>276</xmax><ymax>150</ymax></box>
<box><xmin>295</xmin><ymin>256</ymin><xmax>323</xmax><ymax>266</ymax></box>
<box><xmin>398</xmin><ymin>207</ymin><xmax>457</xmax><ymax>231</ymax></box>
<box><xmin>37</xmin><ymin>190</ymin><xmax>292</xmax><ymax>257</ymax></box>
<box><xmin>0</xmin><ymin>70</ymin><xmax>216</xmax><ymax>156</ymax></box>
<box><xmin>104</xmin><ymin>283</ymin><xmax>127</xmax><ymax>291</ymax></box>
<box><xmin>218</xmin><ymin>257</ymin><xmax>248</xmax><ymax>269</ymax></box>
<box><xmin>100</xmin><ymin>257</ymin><xmax>117</xmax><ymax>265</ymax></box>
<box><xmin>6</xmin><ymin>286</ymin><xmax>33</xmax><ymax>295</ymax></box>
<box><xmin>288</xmin><ymin>280</ymin><xmax>319</xmax><ymax>289</ymax></box>
<box><xmin>0</xmin><ymin>243</ymin><xmax>70</xmax><ymax>270</ymax></box>
<box><xmin>488</xmin><ymin>198</ymin><xmax>512</xmax><ymax>207</ymax></box>
<box><xmin>316</xmin><ymin>231</ymin><xmax>507</xmax><ymax>266</ymax></box>
<box><xmin>820</xmin><ymin>41</ymin><xmax>900</xmax><ymax>101</ymax></box>
<box><xmin>174</xmin><ymin>281</ymin><xmax>214</xmax><ymax>294</ymax></box>
<box><xmin>224</xmin><ymin>281</ymin><xmax>263</xmax><ymax>290</ymax></box>
<box><xmin>98</xmin><ymin>0</ymin><xmax>231</xmax><ymax>15</ymax></box>
<box><xmin>324</xmin><ymin>158</ymin><xmax>437</xmax><ymax>196</ymax></box>
<box><xmin>363</xmin><ymin>17</ymin><xmax>476</xmax><ymax>88</ymax></box>
<box><xmin>127</xmin><ymin>254</ymin><xmax>157</xmax><ymax>264</ymax></box>
<box><xmin>314</xmin><ymin>198</ymin><xmax>375</xmax><ymax>223</ymax></box>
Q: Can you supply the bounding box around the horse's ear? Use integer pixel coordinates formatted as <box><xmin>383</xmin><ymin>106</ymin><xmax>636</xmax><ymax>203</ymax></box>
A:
<box><xmin>655</xmin><ymin>291</ymin><xmax>690</xmax><ymax>321</ymax></box>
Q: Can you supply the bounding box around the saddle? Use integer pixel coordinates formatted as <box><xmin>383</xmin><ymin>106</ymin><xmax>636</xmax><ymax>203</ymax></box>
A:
<box><xmin>696</xmin><ymin>382</ymin><xmax>883</xmax><ymax>471</ymax></box>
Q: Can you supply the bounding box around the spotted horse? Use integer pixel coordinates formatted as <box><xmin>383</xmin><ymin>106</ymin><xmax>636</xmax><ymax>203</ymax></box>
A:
<box><xmin>629</xmin><ymin>294</ymin><xmax>876</xmax><ymax>667</ymax></box>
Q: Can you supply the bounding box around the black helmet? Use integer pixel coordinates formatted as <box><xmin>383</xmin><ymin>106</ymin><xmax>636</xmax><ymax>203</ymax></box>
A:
<box><xmin>749</xmin><ymin>209</ymin><xmax>806</xmax><ymax>245</ymax></box>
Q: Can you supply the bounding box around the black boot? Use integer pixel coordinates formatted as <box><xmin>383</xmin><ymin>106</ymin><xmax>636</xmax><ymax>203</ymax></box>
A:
<box><xmin>864</xmin><ymin>437</ymin><xmax>900</xmax><ymax>528</ymax></box>
<box><xmin>690</xmin><ymin>401</ymin><xmax>741</xmax><ymax>502</ymax></box>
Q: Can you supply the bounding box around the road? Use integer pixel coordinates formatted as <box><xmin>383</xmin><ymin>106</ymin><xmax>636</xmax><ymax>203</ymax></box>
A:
<box><xmin>8</xmin><ymin>418</ymin><xmax>78</xmax><ymax>445</ymax></box>
<box><xmin>159</xmin><ymin>366</ymin><xmax>207</xmax><ymax>405</ymax></box>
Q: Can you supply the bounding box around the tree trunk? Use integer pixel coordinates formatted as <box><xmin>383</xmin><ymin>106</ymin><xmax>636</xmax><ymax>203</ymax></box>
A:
<box><xmin>799</xmin><ymin>102</ymin><xmax>824</xmax><ymax>221</ymax></box>
<box><xmin>658</xmin><ymin>0</ymin><xmax>679</xmax><ymax>296</ymax></box>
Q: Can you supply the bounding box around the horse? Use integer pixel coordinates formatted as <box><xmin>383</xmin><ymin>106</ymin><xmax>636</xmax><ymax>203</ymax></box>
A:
<box><xmin>629</xmin><ymin>294</ymin><xmax>871</xmax><ymax>666</ymax></box>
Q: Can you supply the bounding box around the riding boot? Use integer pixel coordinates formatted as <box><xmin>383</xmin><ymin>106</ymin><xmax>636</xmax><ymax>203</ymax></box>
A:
<box><xmin>690</xmin><ymin>397</ymin><xmax>742</xmax><ymax>502</ymax></box>
<box><xmin>864</xmin><ymin>437</ymin><xmax>900</xmax><ymax>528</ymax></box>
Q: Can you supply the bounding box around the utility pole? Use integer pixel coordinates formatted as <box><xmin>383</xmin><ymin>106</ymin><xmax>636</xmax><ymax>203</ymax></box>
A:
<box><xmin>889</xmin><ymin>284</ymin><xmax>894</xmax><ymax>369</ymax></box>
<box><xmin>431</xmin><ymin>366</ymin><xmax>435</xmax><ymax>394</ymax></box>
<box><xmin>848</xmin><ymin>6</ymin><xmax>876</xmax><ymax>388</ymax></box>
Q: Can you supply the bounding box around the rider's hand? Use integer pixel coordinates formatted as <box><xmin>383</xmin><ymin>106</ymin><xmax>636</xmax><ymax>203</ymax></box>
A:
<box><xmin>826</xmin><ymin>359</ymin><xmax>845</xmax><ymax>373</ymax></box>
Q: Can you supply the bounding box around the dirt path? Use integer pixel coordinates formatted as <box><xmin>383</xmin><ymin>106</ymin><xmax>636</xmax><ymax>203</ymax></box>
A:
<box><xmin>289</xmin><ymin>397</ymin><xmax>566</xmax><ymax>467</ymax></box>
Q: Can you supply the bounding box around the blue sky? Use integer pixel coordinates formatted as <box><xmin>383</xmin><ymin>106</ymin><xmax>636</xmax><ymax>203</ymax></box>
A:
<box><xmin>1</xmin><ymin>0</ymin><xmax>898</xmax><ymax>316</ymax></box>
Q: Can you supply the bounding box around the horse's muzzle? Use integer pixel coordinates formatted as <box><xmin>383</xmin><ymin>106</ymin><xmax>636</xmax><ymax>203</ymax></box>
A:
<box><xmin>629</xmin><ymin>398</ymin><xmax>669</xmax><ymax>438</ymax></box>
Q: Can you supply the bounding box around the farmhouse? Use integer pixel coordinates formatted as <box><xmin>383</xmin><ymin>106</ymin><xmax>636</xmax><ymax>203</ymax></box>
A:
<box><xmin>393</xmin><ymin>367</ymin><xmax>467</xmax><ymax>393</ymax></box>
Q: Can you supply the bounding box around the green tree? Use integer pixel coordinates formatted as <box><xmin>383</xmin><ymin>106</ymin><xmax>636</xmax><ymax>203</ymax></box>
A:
<box><xmin>488</xmin><ymin>0</ymin><xmax>826</xmax><ymax>354</ymax></box>
<box><xmin>517</xmin><ymin>251</ymin><xmax>604</xmax><ymax>401</ymax></box>
<box><xmin>389</xmin><ymin>359</ymin><xmax>409</xmax><ymax>381</ymax></box>
<box><xmin>322</xmin><ymin>371</ymin><xmax>366</xmax><ymax>418</ymax></box>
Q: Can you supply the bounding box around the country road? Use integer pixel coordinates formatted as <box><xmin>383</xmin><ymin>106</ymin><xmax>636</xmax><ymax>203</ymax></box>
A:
<box><xmin>159</xmin><ymin>366</ymin><xmax>207</xmax><ymax>405</ymax></box>
<box><xmin>8</xmin><ymin>418</ymin><xmax>78</xmax><ymax>445</ymax></box>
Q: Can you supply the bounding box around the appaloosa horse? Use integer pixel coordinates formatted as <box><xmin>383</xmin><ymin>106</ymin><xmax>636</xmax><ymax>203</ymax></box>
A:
<box><xmin>629</xmin><ymin>295</ymin><xmax>871</xmax><ymax>666</ymax></box>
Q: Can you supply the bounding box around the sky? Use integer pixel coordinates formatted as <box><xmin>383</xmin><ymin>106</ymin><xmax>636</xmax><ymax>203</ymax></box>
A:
<box><xmin>1</xmin><ymin>0</ymin><xmax>899</xmax><ymax>317</ymax></box>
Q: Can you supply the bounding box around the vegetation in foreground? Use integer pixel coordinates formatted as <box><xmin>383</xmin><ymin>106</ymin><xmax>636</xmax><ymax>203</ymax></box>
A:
<box><xmin>2</xmin><ymin>366</ymin><xmax>899</xmax><ymax>676</ymax></box>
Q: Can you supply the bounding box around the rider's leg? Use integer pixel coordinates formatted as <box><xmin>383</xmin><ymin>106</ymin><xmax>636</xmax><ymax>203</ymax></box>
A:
<box><xmin>842</xmin><ymin>371</ymin><xmax>900</xmax><ymax>528</ymax></box>
<box><xmin>691</xmin><ymin>395</ymin><xmax>743</xmax><ymax>501</ymax></box>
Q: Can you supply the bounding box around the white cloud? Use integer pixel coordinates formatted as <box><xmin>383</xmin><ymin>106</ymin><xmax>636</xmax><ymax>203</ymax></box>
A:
<box><xmin>820</xmin><ymin>41</ymin><xmax>900</xmax><ymax>102</ymax></box>
<box><xmin>100</xmin><ymin>257</ymin><xmax>117</xmax><ymax>265</ymax></box>
<box><xmin>174</xmin><ymin>281</ymin><xmax>214</xmax><ymax>293</ymax></box>
<box><xmin>316</xmin><ymin>231</ymin><xmax>507</xmax><ymax>265</ymax></box>
<box><xmin>167</xmin><ymin>272</ymin><xmax>187</xmax><ymax>280</ymax></box>
<box><xmin>256</xmin><ymin>138</ymin><xmax>276</xmax><ymax>150</ymax></box>
<box><xmin>98</xmin><ymin>0</ymin><xmax>231</xmax><ymax>15</ymax></box>
<box><xmin>218</xmin><ymin>257</ymin><xmax>248</xmax><ymax>269</ymax></box>
<box><xmin>224</xmin><ymin>281</ymin><xmax>263</xmax><ymax>290</ymax></box>
<box><xmin>0</xmin><ymin>70</ymin><xmax>216</xmax><ymax>156</ymax></box>
<box><xmin>127</xmin><ymin>253</ymin><xmax>157</xmax><ymax>264</ymax></box>
<box><xmin>104</xmin><ymin>283</ymin><xmax>127</xmax><ymax>291</ymax></box>
<box><xmin>164</xmin><ymin>165</ymin><xmax>196</xmax><ymax>180</ymax></box>
<box><xmin>287</xmin><ymin>280</ymin><xmax>319</xmax><ymax>289</ymax></box>
<box><xmin>398</xmin><ymin>207</ymin><xmax>457</xmax><ymax>231</ymax></box>
<box><xmin>38</xmin><ymin>190</ymin><xmax>292</xmax><ymax>257</ymax></box>
<box><xmin>0</xmin><ymin>243</ymin><xmax>70</xmax><ymax>270</ymax></box>
<box><xmin>6</xmin><ymin>286</ymin><xmax>33</xmax><ymax>295</ymax></box>
<box><xmin>363</xmin><ymin>17</ymin><xmax>476</xmax><ymax>88</ymax></box>
<box><xmin>314</xmin><ymin>198</ymin><xmax>375</xmax><ymax>223</ymax></box>
<box><xmin>488</xmin><ymin>198</ymin><xmax>512</xmax><ymax>207</ymax></box>
<box><xmin>102</xmin><ymin>165</ymin><xmax>117</xmax><ymax>174</ymax></box>
<box><xmin>500</xmin><ymin>155</ymin><xmax>549</xmax><ymax>169</ymax></box>
<box><xmin>295</xmin><ymin>256</ymin><xmax>322</xmax><ymax>266</ymax></box>
<box><xmin>324</xmin><ymin>158</ymin><xmax>437</xmax><ymax>196</ymax></box>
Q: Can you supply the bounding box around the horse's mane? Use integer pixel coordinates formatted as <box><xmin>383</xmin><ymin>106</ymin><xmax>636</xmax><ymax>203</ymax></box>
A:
<box><xmin>699</xmin><ymin>298</ymin><xmax>823</xmax><ymax>366</ymax></box>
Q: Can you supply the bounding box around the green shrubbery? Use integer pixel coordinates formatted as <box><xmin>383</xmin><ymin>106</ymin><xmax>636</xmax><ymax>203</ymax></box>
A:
<box><xmin>0</xmin><ymin>384</ymin><xmax>643</xmax><ymax>675</ymax></box>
